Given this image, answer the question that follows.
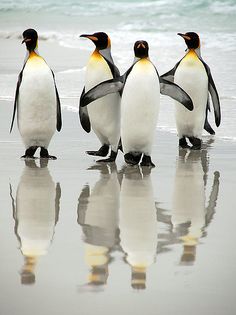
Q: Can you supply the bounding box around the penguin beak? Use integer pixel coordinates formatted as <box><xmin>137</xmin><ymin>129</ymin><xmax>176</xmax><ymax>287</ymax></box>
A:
<box><xmin>80</xmin><ymin>34</ymin><xmax>98</xmax><ymax>42</ymax></box>
<box><xmin>177</xmin><ymin>33</ymin><xmax>191</xmax><ymax>41</ymax></box>
<box><xmin>137</xmin><ymin>43</ymin><xmax>145</xmax><ymax>49</ymax></box>
<box><xmin>22</xmin><ymin>37</ymin><xmax>31</xmax><ymax>44</ymax></box>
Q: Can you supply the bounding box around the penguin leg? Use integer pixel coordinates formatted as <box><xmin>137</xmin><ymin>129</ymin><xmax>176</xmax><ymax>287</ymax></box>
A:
<box><xmin>40</xmin><ymin>147</ymin><xmax>57</xmax><ymax>160</ymax></box>
<box><xmin>124</xmin><ymin>152</ymin><xmax>142</xmax><ymax>165</ymax></box>
<box><xmin>140</xmin><ymin>155</ymin><xmax>155</xmax><ymax>168</ymax></box>
<box><xmin>86</xmin><ymin>144</ymin><xmax>109</xmax><ymax>157</ymax></box>
<box><xmin>21</xmin><ymin>146</ymin><xmax>38</xmax><ymax>159</ymax></box>
<box><xmin>179</xmin><ymin>137</ymin><xmax>190</xmax><ymax>149</ymax></box>
<box><xmin>97</xmin><ymin>150</ymin><xmax>117</xmax><ymax>163</ymax></box>
<box><xmin>188</xmin><ymin>137</ymin><xmax>202</xmax><ymax>150</ymax></box>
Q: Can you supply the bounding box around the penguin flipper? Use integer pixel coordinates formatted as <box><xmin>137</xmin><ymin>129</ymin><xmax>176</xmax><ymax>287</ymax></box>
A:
<box><xmin>201</xmin><ymin>60</ymin><xmax>221</xmax><ymax>127</ymax></box>
<box><xmin>160</xmin><ymin>77</ymin><xmax>194</xmax><ymax>111</ymax></box>
<box><xmin>80</xmin><ymin>77</ymin><xmax>124</xmax><ymax>107</ymax></box>
<box><xmin>79</xmin><ymin>87</ymin><xmax>91</xmax><ymax>133</ymax></box>
<box><xmin>51</xmin><ymin>70</ymin><xmax>62</xmax><ymax>132</ymax></box>
<box><xmin>204</xmin><ymin>98</ymin><xmax>215</xmax><ymax>135</ymax></box>
<box><xmin>10</xmin><ymin>69</ymin><xmax>23</xmax><ymax>133</ymax></box>
<box><xmin>160</xmin><ymin>60</ymin><xmax>181</xmax><ymax>83</ymax></box>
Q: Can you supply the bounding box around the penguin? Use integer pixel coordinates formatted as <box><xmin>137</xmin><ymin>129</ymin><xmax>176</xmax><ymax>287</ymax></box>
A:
<box><xmin>80</xmin><ymin>40</ymin><xmax>193</xmax><ymax>167</ymax></box>
<box><xmin>161</xmin><ymin>32</ymin><xmax>221</xmax><ymax>149</ymax></box>
<box><xmin>10</xmin><ymin>159</ymin><xmax>61</xmax><ymax>284</ymax></box>
<box><xmin>10</xmin><ymin>28</ymin><xmax>62</xmax><ymax>159</ymax></box>
<box><xmin>77</xmin><ymin>164</ymin><xmax>120</xmax><ymax>287</ymax></box>
<box><xmin>79</xmin><ymin>32</ymin><xmax>121</xmax><ymax>162</ymax></box>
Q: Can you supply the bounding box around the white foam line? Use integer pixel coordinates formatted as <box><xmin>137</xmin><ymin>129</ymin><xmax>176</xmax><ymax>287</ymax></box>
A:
<box><xmin>62</xmin><ymin>105</ymin><xmax>78</xmax><ymax>112</ymax></box>
<box><xmin>0</xmin><ymin>96</ymin><xmax>14</xmax><ymax>101</ymax></box>
<box><xmin>58</xmin><ymin>67</ymin><xmax>86</xmax><ymax>74</ymax></box>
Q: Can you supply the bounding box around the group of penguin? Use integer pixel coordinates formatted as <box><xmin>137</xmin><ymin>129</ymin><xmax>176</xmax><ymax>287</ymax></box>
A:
<box><xmin>11</xmin><ymin>28</ymin><xmax>221</xmax><ymax>167</ymax></box>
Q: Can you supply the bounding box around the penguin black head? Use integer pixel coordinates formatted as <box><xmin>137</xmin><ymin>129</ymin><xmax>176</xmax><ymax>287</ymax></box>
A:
<box><xmin>178</xmin><ymin>32</ymin><xmax>200</xmax><ymax>49</ymax></box>
<box><xmin>22</xmin><ymin>29</ymin><xmax>38</xmax><ymax>52</ymax></box>
<box><xmin>80</xmin><ymin>32</ymin><xmax>110</xmax><ymax>50</ymax></box>
<box><xmin>134</xmin><ymin>40</ymin><xmax>149</xmax><ymax>58</ymax></box>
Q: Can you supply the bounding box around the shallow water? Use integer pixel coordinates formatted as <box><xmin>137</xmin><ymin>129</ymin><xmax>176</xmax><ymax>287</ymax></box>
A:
<box><xmin>0</xmin><ymin>106</ymin><xmax>235</xmax><ymax>315</ymax></box>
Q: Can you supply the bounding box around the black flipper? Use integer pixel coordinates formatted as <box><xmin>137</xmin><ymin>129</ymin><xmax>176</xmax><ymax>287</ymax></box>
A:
<box><xmin>160</xmin><ymin>60</ymin><xmax>181</xmax><ymax>83</ymax></box>
<box><xmin>204</xmin><ymin>98</ymin><xmax>215</xmax><ymax>135</ymax></box>
<box><xmin>51</xmin><ymin>70</ymin><xmax>62</xmax><ymax>132</ymax></box>
<box><xmin>159</xmin><ymin>77</ymin><xmax>193</xmax><ymax>111</ymax></box>
<box><xmin>79</xmin><ymin>87</ymin><xmax>91</xmax><ymax>133</ymax></box>
<box><xmin>50</xmin><ymin>70</ymin><xmax>62</xmax><ymax>132</ymax></box>
<box><xmin>200</xmin><ymin>59</ymin><xmax>221</xmax><ymax>127</ymax></box>
<box><xmin>80</xmin><ymin>77</ymin><xmax>124</xmax><ymax>107</ymax></box>
<box><xmin>10</xmin><ymin>68</ymin><xmax>24</xmax><ymax>133</ymax></box>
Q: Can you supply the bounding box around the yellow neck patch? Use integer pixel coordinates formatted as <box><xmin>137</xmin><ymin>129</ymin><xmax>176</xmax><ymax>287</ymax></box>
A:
<box><xmin>91</xmin><ymin>50</ymin><xmax>103</xmax><ymax>61</ymax></box>
<box><xmin>27</xmin><ymin>51</ymin><xmax>46</xmax><ymax>67</ymax></box>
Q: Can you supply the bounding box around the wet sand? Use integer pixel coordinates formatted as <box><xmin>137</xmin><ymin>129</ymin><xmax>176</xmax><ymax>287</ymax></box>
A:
<box><xmin>0</xmin><ymin>94</ymin><xmax>235</xmax><ymax>314</ymax></box>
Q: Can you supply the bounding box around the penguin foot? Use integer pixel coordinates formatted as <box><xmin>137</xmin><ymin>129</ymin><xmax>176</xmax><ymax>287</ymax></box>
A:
<box><xmin>124</xmin><ymin>152</ymin><xmax>142</xmax><ymax>165</ymax></box>
<box><xmin>40</xmin><ymin>147</ymin><xmax>57</xmax><ymax>160</ymax></box>
<box><xmin>21</xmin><ymin>146</ymin><xmax>38</xmax><ymax>159</ymax></box>
<box><xmin>86</xmin><ymin>144</ymin><xmax>109</xmax><ymax>157</ymax></box>
<box><xmin>179</xmin><ymin>137</ymin><xmax>190</xmax><ymax>149</ymax></box>
<box><xmin>97</xmin><ymin>150</ymin><xmax>117</xmax><ymax>163</ymax></box>
<box><xmin>189</xmin><ymin>137</ymin><xmax>202</xmax><ymax>150</ymax></box>
<box><xmin>140</xmin><ymin>155</ymin><xmax>155</xmax><ymax>168</ymax></box>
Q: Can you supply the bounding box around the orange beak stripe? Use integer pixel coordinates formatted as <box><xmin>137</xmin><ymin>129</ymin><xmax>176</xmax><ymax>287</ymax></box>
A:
<box><xmin>86</xmin><ymin>36</ymin><xmax>98</xmax><ymax>41</ymax></box>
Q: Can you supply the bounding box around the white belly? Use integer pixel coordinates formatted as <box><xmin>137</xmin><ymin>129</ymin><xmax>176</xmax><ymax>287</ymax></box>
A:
<box><xmin>174</xmin><ymin>52</ymin><xmax>208</xmax><ymax>138</ymax></box>
<box><xmin>18</xmin><ymin>55</ymin><xmax>57</xmax><ymax>148</ymax></box>
<box><xmin>85</xmin><ymin>52</ymin><xmax>120</xmax><ymax>148</ymax></box>
<box><xmin>121</xmin><ymin>60</ymin><xmax>160</xmax><ymax>155</ymax></box>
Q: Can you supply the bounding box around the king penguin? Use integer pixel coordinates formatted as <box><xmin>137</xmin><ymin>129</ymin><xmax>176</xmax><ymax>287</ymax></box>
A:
<box><xmin>80</xmin><ymin>40</ymin><xmax>193</xmax><ymax>167</ymax></box>
<box><xmin>161</xmin><ymin>32</ymin><xmax>221</xmax><ymax>149</ymax></box>
<box><xmin>10</xmin><ymin>28</ymin><xmax>62</xmax><ymax>159</ymax></box>
<box><xmin>79</xmin><ymin>32</ymin><xmax>121</xmax><ymax>162</ymax></box>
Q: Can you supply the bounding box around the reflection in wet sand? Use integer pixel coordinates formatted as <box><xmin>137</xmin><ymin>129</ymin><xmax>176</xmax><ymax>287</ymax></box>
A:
<box><xmin>77</xmin><ymin>164</ymin><xmax>120</xmax><ymax>288</ymax></box>
<box><xmin>119</xmin><ymin>166</ymin><xmax>157</xmax><ymax>290</ymax></box>
<box><xmin>171</xmin><ymin>148</ymin><xmax>220</xmax><ymax>265</ymax></box>
<box><xmin>10</xmin><ymin>160</ymin><xmax>61</xmax><ymax>285</ymax></box>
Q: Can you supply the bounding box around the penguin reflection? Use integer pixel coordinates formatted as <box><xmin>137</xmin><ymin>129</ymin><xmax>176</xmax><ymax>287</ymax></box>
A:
<box><xmin>172</xmin><ymin>148</ymin><xmax>220</xmax><ymax>265</ymax></box>
<box><xmin>10</xmin><ymin>159</ymin><xmax>61</xmax><ymax>285</ymax></box>
<box><xmin>119</xmin><ymin>166</ymin><xmax>157</xmax><ymax>290</ymax></box>
<box><xmin>77</xmin><ymin>164</ymin><xmax>120</xmax><ymax>288</ymax></box>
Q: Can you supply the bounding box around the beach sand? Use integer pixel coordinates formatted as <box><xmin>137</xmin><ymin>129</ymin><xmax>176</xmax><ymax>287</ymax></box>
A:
<box><xmin>0</xmin><ymin>35</ymin><xmax>236</xmax><ymax>315</ymax></box>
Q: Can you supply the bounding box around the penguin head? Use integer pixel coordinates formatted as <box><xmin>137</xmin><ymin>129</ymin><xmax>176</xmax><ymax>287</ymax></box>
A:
<box><xmin>178</xmin><ymin>32</ymin><xmax>200</xmax><ymax>49</ymax></box>
<box><xmin>134</xmin><ymin>40</ymin><xmax>149</xmax><ymax>58</ymax></box>
<box><xmin>22</xmin><ymin>29</ymin><xmax>38</xmax><ymax>52</ymax></box>
<box><xmin>80</xmin><ymin>32</ymin><xmax>111</xmax><ymax>50</ymax></box>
